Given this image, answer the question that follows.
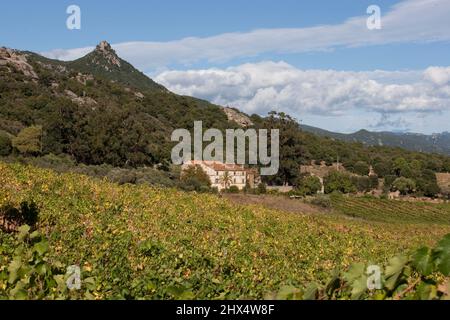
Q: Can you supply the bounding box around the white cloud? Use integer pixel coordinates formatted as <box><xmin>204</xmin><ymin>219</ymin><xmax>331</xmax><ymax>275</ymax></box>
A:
<box><xmin>42</xmin><ymin>0</ymin><xmax>450</xmax><ymax>71</ymax></box>
<box><xmin>155</xmin><ymin>61</ymin><xmax>450</xmax><ymax>117</ymax></box>
<box><xmin>424</xmin><ymin>66</ymin><xmax>450</xmax><ymax>86</ymax></box>
<box><xmin>154</xmin><ymin>61</ymin><xmax>450</xmax><ymax>133</ymax></box>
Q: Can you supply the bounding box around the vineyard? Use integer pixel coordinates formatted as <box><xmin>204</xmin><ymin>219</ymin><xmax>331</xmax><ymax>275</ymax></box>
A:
<box><xmin>0</xmin><ymin>162</ymin><xmax>449</xmax><ymax>299</ymax></box>
<box><xmin>331</xmin><ymin>195</ymin><xmax>450</xmax><ymax>225</ymax></box>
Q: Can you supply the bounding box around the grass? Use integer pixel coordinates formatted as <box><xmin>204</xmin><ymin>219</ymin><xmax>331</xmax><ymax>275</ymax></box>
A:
<box><xmin>1</xmin><ymin>162</ymin><xmax>449</xmax><ymax>299</ymax></box>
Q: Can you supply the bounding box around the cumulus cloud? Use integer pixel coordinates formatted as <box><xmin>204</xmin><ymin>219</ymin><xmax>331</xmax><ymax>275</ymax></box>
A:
<box><xmin>42</xmin><ymin>0</ymin><xmax>450</xmax><ymax>70</ymax></box>
<box><xmin>155</xmin><ymin>61</ymin><xmax>450</xmax><ymax>120</ymax></box>
<box><xmin>424</xmin><ymin>66</ymin><xmax>450</xmax><ymax>86</ymax></box>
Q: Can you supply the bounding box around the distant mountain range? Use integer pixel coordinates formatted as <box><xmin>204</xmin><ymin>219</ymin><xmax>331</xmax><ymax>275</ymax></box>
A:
<box><xmin>301</xmin><ymin>125</ymin><xmax>450</xmax><ymax>156</ymax></box>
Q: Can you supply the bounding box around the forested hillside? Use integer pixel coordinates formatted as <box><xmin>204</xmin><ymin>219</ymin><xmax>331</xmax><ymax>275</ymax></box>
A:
<box><xmin>1</xmin><ymin>42</ymin><xmax>450</xmax><ymax>185</ymax></box>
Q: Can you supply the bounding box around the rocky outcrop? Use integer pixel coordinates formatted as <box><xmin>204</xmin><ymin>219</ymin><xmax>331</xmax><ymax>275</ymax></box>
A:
<box><xmin>94</xmin><ymin>41</ymin><xmax>121</xmax><ymax>69</ymax></box>
<box><xmin>63</xmin><ymin>90</ymin><xmax>97</xmax><ymax>106</ymax></box>
<box><xmin>0</xmin><ymin>47</ymin><xmax>38</xmax><ymax>79</ymax></box>
<box><xmin>222</xmin><ymin>107</ymin><xmax>254</xmax><ymax>127</ymax></box>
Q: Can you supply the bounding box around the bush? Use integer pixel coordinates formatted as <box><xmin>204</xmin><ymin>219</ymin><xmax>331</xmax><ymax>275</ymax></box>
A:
<box><xmin>351</xmin><ymin>176</ymin><xmax>371</xmax><ymax>192</ymax></box>
<box><xmin>227</xmin><ymin>186</ymin><xmax>240</xmax><ymax>193</ymax></box>
<box><xmin>257</xmin><ymin>183</ymin><xmax>267</xmax><ymax>194</ymax></box>
<box><xmin>309</xmin><ymin>195</ymin><xmax>332</xmax><ymax>208</ymax></box>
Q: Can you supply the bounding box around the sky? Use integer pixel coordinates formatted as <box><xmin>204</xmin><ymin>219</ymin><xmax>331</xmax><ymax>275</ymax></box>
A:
<box><xmin>1</xmin><ymin>0</ymin><xmax>450</xmax><ymax>134</ymax></box>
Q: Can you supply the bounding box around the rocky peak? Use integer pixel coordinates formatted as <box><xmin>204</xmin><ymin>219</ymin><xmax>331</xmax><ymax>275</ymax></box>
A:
<box><xmin>96</xmin><ymin>40</ymin><xmax>113</xmax><ymax>52</ymax></box>
<box><xmin>92</xmin><ymin>41</ymin><xmax>121</xmax><ymax>69</ymax></box>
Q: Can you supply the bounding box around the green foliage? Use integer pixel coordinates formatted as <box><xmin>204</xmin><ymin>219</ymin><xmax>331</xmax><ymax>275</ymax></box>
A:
<box><xmin>227</xmin><ymin>185</ymin><xmax>240</xmax><ymax>194</ymax></box>
<box><xmin>353</xmin><ymin>161</ymin><xmax>370</xmax><ymax>176</ymax></box>
<box><xmin>12</xmin><ymin>126</ymin><xmax>43</xmax><ymax>155</ymax></box>
<box><xmin>392</xmin><ymin>157</ymin><xmax>409</xmax><ymax>177</ymax></box>
<box><xmin>0</xmin><ymin>225</ymin><xmax>95</xmax><ymax>300</ymax></box>
<box><xmin>309</xmin><ymin>195</ymin><xmax>332</xmax><ymax>209</ymax></box>
<box><xmin>180</xmin><ymin>165</ymin><xmax>211</xmax><ymax>192</ymax></box>
<box><xmin>0</xmin><ymin>131</ymin><xmax>12</xmax><ymax>156</ymax></box>
<box><xmin>351</xmin><ymin>176</ymin><xmax>371</xmax><ymax>193</ymax></box>
<box><xmin>324</xmin><ymin>171</ymin><xmax>356</xmax><ymax>194</ymax></box>
<box><xmin>296</xmin><ymin>175</ymin><xmax>322</xmax><ymax>195</ymax></box>
<box><xmin>392</xmin><ymin>177</ymin><xmax>416</xmax><ymax>195</ymax></box>
<box><xmin>373</xmin><ymin>161</ymin><xmax>392</xmax><ymax>178</ymax></box>
<box><xmin>271</xmin><ymin>233</ymin><xmax>450</xmax><ymax>300</ymax></box>
<box><xmin>257</xmin><ymin>183</ymin><xmax>267</xmax><ymax>194</ymax></box>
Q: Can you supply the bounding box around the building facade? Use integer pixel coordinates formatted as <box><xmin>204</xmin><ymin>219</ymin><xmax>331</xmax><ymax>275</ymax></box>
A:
<box><xmin>182</xmin><ymin>161</ymin><xmax>260</xmax><ymax>191</ymax></box>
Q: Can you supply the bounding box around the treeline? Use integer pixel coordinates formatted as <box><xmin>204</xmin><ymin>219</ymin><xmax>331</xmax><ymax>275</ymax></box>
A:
<box><xmin>250</xmin><ymin>112</ymin><xmax>449</xmax><ymax>197</ymax></box>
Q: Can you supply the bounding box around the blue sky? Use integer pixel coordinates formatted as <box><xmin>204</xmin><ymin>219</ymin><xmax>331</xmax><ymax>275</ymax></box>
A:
<box><xmin>2</xmin><ymin>0</ymin><xmax>450</xmax><ymax>134</ymax></box>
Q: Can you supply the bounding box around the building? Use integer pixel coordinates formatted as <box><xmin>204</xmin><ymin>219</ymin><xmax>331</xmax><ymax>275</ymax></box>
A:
<box><xmin>181</xmin><ymin>160</ymin><xmax>260</xmax><ymax>191</ymax></box>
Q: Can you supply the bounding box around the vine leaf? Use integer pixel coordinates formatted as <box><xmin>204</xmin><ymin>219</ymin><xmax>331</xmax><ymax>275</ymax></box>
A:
<box><xmin>412</xmin><ymin>247</ymin><xmax>434</xmax><ymax>276</ymax></box>
<box><xmin>434</xmin><ymin>234</ymin><xmax>450</xmax><ymax>276</ymax></box>
<box><xmin>384</xmin><ymin>255</ymin><xmax>408</xmax><ymax>291</ymax></box>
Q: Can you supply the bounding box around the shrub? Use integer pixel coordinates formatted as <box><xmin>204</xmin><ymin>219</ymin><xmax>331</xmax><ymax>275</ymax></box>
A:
<box><xmin>227</xmin><ymin>186</ymin><xmax>240</xmax><ymax>193</ymax></box>
<box><xmin>257</xmin><ymin>183</ymin><xmax>267</xmax><ymax>194</ymax></box>
<box><xmin>309</xmin><ymin>195</ymin><xmax>332</xmax><ymax>208</ymax></box>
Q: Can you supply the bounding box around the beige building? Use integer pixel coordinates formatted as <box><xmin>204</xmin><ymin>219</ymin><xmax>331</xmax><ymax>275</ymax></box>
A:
<box><xmin>182</xmin><ymin>160</ymin><xmax>260</xmax><ymax>191</ymax></box>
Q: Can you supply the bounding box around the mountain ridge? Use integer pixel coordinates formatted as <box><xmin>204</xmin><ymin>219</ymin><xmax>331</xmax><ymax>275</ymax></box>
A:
<box><xmin>301</xmin><ymin>125</ymin><xmax>450</xmax><ymax>156</ymax></box>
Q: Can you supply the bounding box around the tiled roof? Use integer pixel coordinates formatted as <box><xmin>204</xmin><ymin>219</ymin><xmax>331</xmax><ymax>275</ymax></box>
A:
<box><xmin>185</xmin><ymin>160</ymin><xmax>246</xmax><ymax>172</ymax></box>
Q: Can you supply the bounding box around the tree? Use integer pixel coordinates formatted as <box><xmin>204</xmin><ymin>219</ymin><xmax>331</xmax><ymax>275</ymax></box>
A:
<box><xmin>180</xmin><ymin>165</ymin><xmax>211</xmax><ymax>192</ymax></box>
<box><xmin>351</xmin><ymin>176</ymin><xmax>371</xmax><ymax>192</ymax></box>
<box><xmin>0</xmin><ymin>131</ymin><xmax>12</xmax><ymax>156</ymax></box>
<box><xmin>353</xmin><ymin>161</ymin><xmax>370</xmax><ymax>176</ymax></box>
<box><xmin>392</xmin><ymin>157</ymin><xmax>409</xmax><ymax>177</ymax></box>
<box><xmin>296</xmin><ymin>175</ymin><xmax>322</xmax><ymax>195</ymax></box>
<box><xmin>12</xmin><ymin>126</ymin><xmax>43</xmax><ymax>155</ymax></box>
<box><xmin>219</xmin><ymin>171</ymin><xmax>233</xmax><ymax>191</ymax></box>
<box><xmin>373</xmin><ymin>161</ymin><xmax>391</xmax><ymax>178</ymax></box>
<box><xmin>392</xmin><ymin>177</ymin><xmax>416</xmax><ymax>195</ymax></box>
<box><xmin>324</xmin><ymin>171</ymin><xmax>356</xmax><ymax>194</ymax></box>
